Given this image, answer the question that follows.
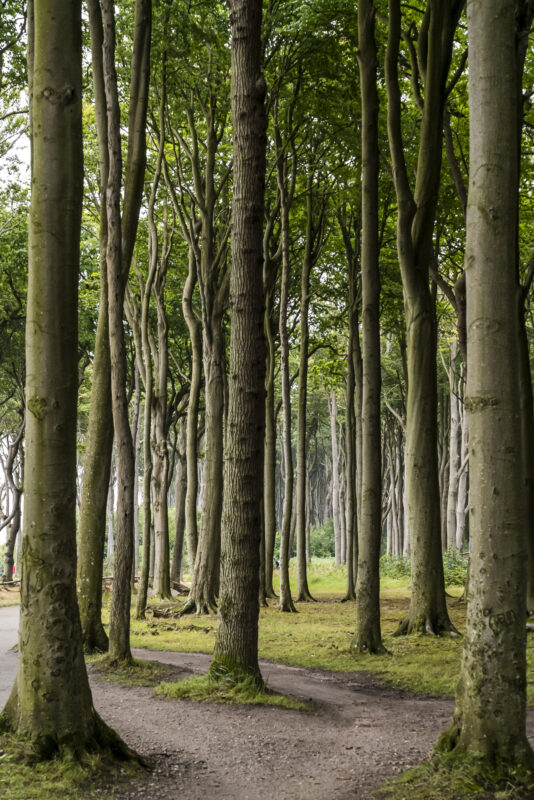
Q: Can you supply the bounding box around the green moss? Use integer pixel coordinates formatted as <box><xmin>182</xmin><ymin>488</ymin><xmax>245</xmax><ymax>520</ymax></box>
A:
<box><xmin>374</xmin><ymin>751</ymin><xmax>534</xmax><ymax>800</ymax></box>
<box><xmin>0</xmin><ymin>733</ymin><xmax>143</xmax><ymax>799</ymax></box>
<box><xmin>87</xmin><ymin>655</ymin><xmax>180</xmax><ymax>687</ymax></box>
<box><xmin>155</xmin><ymin>671</ymin><xmax>313</xmax><ymax>711</ymax></box>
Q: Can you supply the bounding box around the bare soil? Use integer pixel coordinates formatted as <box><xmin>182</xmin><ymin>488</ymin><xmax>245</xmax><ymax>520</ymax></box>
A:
<box><xmin>89</xmin><ymin>648</ymin><xmax>457</xmax><ymax>800</ymax></box>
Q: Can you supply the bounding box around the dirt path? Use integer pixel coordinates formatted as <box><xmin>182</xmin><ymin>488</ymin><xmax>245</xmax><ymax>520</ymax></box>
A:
<box><xmin>2</xmin><ymin>607</ymin><xmax>534</xmax><ymax>799</ymax></box>
<box><xmin>91</xmin><ymin>648</ymin><xmax>455</xmax><ymax>800</ymax></box>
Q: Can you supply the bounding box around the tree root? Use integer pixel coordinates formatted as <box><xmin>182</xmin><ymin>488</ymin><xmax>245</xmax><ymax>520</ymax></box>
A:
<box><xmin>178</xmin><ymin>596</ymin><xmax>217</xmax><ymax>616</ymax></box>
<box><xmin>394</xmin><ymin>613</ymin><xmax>460</xmax><ymax>637</ymax></box>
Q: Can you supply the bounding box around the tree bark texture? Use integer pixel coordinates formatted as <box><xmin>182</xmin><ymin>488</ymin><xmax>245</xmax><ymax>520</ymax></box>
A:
<box><xmin>210</xmin><ymin>0</ymin><xmax>266</xmax><ymax>679</ymax></box>
<box><xmin>353</xmin><ymin>0</ymin><xmax>385</xmax><ymax>653</ymax></box>
<box><xmin>439</xmin><ymin>0</ymin><xmax>531</xmax><ymax>763</ymax></box>
<box><xmin>0</xmin><ymin>0</ymin><xmax>115</xmax><ymax>756</ymax></box>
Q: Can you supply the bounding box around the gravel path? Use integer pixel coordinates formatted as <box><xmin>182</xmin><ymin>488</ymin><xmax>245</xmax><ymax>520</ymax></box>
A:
<box><xmin>2</xmin><ymin>607</ymin><xmax>534</xmax><ymax>799</ymax></box>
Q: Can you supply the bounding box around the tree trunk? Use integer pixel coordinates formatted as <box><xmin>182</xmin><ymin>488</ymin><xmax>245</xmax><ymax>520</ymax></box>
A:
<box><xmin>296</xmin><ymin>179</ymin><xmax>315</xmax><ymax>603</ymax></box>
<box><xmin>329</xmin><ymin>391</ymin><xmax>342</xmax><ymax>566</ymax></box>
<box><xmin>103</xmin><ymin>0</ymin><xmax>152</xmax><ymax>663</ymax></box>
<box><xmin>0</xmin><ymin>0</ymin><xmax>123</xmax><ymax>757</ymax></box>
<box><xmin>263</xmin><ymin>291</ymin><xmax>277</xmax><ymax>597</ymax></box>
<box><xmin>446</xmin><ymin>341</ymin><xmax>460</xmax><ymax>549</ymax></box>
<box><xmin>439</xmin><ymin>0</ymin><xmax>531</xmax><ymax>761</ymax></box>
<box><xmin>170</xmin><ymin>419</ymin><xmax>187</xmax><ymax>584</ymax></box>
<box><xmin>386</xmin><ymin>0</ymin><xmax>460</xmax><ymax>635</ymax></box>
<box><xmin>210</xmin><ymin>0</ymin><xmax>266</xmax><ymax>680</ymax></box>
<box><xmin>353</xmin><ymin>0</ymin><xmax>384</xmax><ymax>653</ymax></box>
<box><xmin>76</xmin><ymin>0</ymin><xmax>112</xmax><ymax>654</ymax></box>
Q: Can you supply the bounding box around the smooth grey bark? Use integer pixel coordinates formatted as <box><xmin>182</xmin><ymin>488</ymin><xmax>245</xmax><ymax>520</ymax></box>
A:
<box><xmin>439</xmin><ymin>0</ymin><xmax>532</xmax><ymax>762</ymax></box>
<box><xmin>1</xmin><ymin>422</ymin><xmax>23</xmax><ymax>583</ymax></box>
<box><xmin>104</xmin><ymin>0</ymin><xmax>152</xmax><ymax>662</ymax></box>
<box><xmin>76</xmin><ymin>0</ymin><xmax>112</xmax><ymax>654</ymax></box>
<box><xmin>328</xmin><ymin>391</ymin><xmax>342</xmax><ymax>566</ymax></box>
<box><xmin>170</xmin><ymin>419</ymin><xmax>187</xmax><ymax>586</ymax></box>
<box><xmin>446</xmin><ymin>341</ymin><xmax>460</xmax><ymax>549</ymax></box>
<box><xmin>210</xmin><ymin>0</ymin><xmax>267</xmax><ymax>680</ymax></box>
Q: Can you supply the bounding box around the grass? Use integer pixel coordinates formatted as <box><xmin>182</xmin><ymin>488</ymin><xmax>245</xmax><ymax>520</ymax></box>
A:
<box><xmin>155</xmin><ymin>670</ymin><xmax>313</xmax><ymax>711</ymax></box>
<box><xmin>374</xmin><ymin>752</ymin><xmax>534</xmax><ymax>800</ymax></box>
<box><xmin>0</xmin><ymin>586</ymin><xmax>19</xmax><ymax>607</ymax></box>
<box><xmin>0</xmin><ymin>734</ymin><xmax>142</xmax><ymax>800</ymax></box>
<box><xmin>117</xmin><ymin>559</ymin><xmax>534</xmax><ymax>704</ymax></box>
<box><xmin>87</xmin><ymin>655</ymin><xmax>180</xmax><ymax>687</ymax></box>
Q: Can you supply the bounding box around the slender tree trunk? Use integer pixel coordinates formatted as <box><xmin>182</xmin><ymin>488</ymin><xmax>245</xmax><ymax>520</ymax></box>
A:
<box><xmin>171</xmin><ymin>419</ymin><xmax>187</xmax><ymax>585</ymax></box>
<box><xmin>296</xmin><ymin>181</ymin><xmax>315</xmax><ymax>602</ymax></box>
<box><xmin>329</xmin><ymin>391</ymin><xmax>342</xmax><ymax>566</ymax></box>
<box><xmin>263</xmin><ymin>293</ymin><xmax>277</xmax><ymax>597</ymax></box>
<box><xmin>353</xmin><ymin>0</ymin><xmax>384</xmax><ymax>653</ymax></box>
<box><xmin>386</xmin><ymin>0</ymin><xmax>460</xmax><ymax>635</ymax></box>
<box><xmin>446</xmin><ymin>341</ymin><xmax>460</xmax><ymax>549</ymax></box>
<box><xmin>77</xmin><ymin>0</ymin><xmax>112</xmax><ymax>654</ymax></box>
<box><xmin>210</xmin><ymin>0</ymin><xmax>266</xmax><ymax>679</ymax></box>
<box><xmin>103</xmin><ymin>0</ymin><xmax>152</xmax><ymax>662</ymax></box>
<box><xmin>277</xmin><ymin>180</ymin><xmax>296</xmax><ymax>614</ymax></box>
<box><xmin>439</xmin><ymin>0</ymin><xmax>531</xmax><ymax>761</ymax></box>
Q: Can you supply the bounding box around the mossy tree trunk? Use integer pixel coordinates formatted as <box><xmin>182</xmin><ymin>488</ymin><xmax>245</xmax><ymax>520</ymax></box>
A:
<box><xmin>210</xmin><ymin>0</ymin><xmax>266</xmax><ymax>681</ymax></box>
<box><xmin>438</xmin><ymin>0</ymin><xmax>532</xmax><ymax>762</ymax></box>
<box><xmin>0</xmin><ymin>0</ymin><xmax>119</xmax><ymax>757</ymax></box>
<box><xmin>353</xmin><ymin>0</ymin><xmax>385</xmax><ymax>654</ymax></box>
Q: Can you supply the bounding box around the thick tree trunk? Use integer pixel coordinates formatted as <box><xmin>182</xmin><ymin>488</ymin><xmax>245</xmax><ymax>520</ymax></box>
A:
<box><xmin>0</xmin><ymin>0</ymin><xmax>124</xmax><ymax>757</ymax></box>
<box><xmin>439</xmin><ymin>0</ymin><xmax>531</xmax><ymax>761</ymax></box>
<box><xmin>210</xmin><ymin>0</ymin><xmax>266</xmax><ymax>680</ymax></box>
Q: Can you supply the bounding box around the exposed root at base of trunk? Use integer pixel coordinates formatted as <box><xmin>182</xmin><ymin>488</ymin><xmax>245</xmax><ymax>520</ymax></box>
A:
<box><xmin>296</xmin><ymin>590</ymin><xmax>317</xmax><ymax>603</ymax></box>
<box><xmin>340</xmin><ymin>592</ymin><xmax>356</xmax><ymax>603</ymax></box>
<box><xmin>279</xmin><ymin>598</ymin><xmax>298</xmax><ymax>613</ymax></box>
<box><xmin>178</xmin><ymin>596</ymin><xmax>217</xmax><ymax>616</ymax></box>
<box><xmin>393</xmin><ymin>613</ymin><xmax>459</xmax><ymax>637</ymax></box>
<box><xmin>0</xmin><ymin>708</ymin><xmax>146</xmax><ymax>766</ymax></box>
<box><xmin>351</xmin><ymin>632</ymin><xmax>389</xmax><ymax>655</ymax></box>
<box><xmin>82</xmin><ymin>622</ymin><xmax>109</xmax><ymax>656</ymax></box>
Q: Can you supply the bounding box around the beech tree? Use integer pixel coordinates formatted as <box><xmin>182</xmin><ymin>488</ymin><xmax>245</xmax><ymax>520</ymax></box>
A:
<box><xmin>0</xmin><ymin>0</ymin><xmax>123</xmax><ymax>758</ymax></box>
<box><xmin>439</xmin><ymin>0</ymin><xmax>533</xmax><ymax>764</ymax></box>
<box><xmin>210</xmin><ymin>0</ymin><xmax>266</xmax><ymax>680</ymax></box>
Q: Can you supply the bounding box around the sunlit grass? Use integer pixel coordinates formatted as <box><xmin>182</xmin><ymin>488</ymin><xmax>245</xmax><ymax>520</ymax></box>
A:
<box><xmin>100</xmin><ymin>559</ymin><xmax>534</xmax><ymax>704</ymax></box>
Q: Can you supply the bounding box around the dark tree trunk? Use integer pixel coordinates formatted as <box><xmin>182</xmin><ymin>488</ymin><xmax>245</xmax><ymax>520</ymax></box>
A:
<box><xmin>210</xmin><ymin>0</ymin><xmax>266</xmax><ymax>680</ymax></box>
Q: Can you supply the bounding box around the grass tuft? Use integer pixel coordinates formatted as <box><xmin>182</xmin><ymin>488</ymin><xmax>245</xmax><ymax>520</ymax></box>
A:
<box><xmin>155</xmin><ymin>671</ymin><xmax>313</xmax><ymax>711</ymax></box>
<box><xmin>87</xmin><ymin>656</ymin><xmax>180</xmax><ymax>687</ymax></box>
<box><xmin>374</xmin><ymin>751</ymin><xmax>534</xmax><ymax>800</ymax></box>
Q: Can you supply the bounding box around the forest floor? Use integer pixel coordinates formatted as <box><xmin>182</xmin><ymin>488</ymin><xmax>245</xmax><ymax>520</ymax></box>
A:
<box><xmin>2</xmin><ymin>565</ymin><xmax>534</xmax><ymax>798</ymax></box>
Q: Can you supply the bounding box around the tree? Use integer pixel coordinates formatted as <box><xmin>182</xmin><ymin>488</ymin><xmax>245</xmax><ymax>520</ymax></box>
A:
<box><xmin>353</xmin><ymin>0</ymin><xmax>385</xmax><ymax>654</ymax></box>
<box><xmin>385</xmin><ymin>0</ymin><xmax>462</xmax><ymax>635</ymax></box>
<box><xmin>438</xmin><ymin>0</ymin><xmax>533</xmax><ymax>764</ymax></box>
<box><xmin>0</xmin><ymin>0</ymin><xmax>124</xmax><ymax>758</ymax></box>
<box><xmin>210</xmin><ymin>0</ymin><xmax>266</xmax><ymax>680</ymax></box>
